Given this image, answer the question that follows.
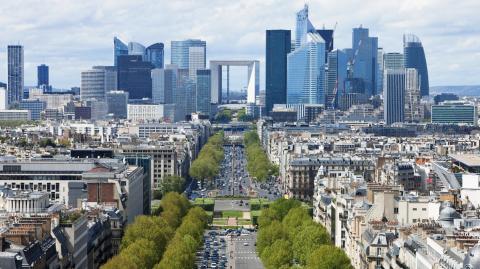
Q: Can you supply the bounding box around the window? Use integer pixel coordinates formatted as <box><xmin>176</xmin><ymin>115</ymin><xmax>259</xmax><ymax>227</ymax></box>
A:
<box><xmin>422</xmin><ymin>208</ymin><xmax>427</xmax><ymax>211</ymax></box>
<box><xmin>413</xmin><ymin>208</ymin><xmax>417</xmax><ymax>211</ymax></box>
<box><xmin>394</xmin><ymin>208</ymin><xmax>399</xmax><ymax>214</ymax></box>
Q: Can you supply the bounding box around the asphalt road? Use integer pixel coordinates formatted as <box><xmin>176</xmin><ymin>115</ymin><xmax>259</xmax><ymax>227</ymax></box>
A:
<box><xmin>228</xmin><ymin>232</ymin><xmax>263</xmax><ymax>269</ymax></box>
<box><xmin>214</xmin><ymin>199</ymin><xmax>250</xmax><ymax>212</ymax></box>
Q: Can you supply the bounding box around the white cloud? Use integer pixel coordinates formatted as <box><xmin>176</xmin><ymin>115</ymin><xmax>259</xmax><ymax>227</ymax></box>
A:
<box><xmin>0</xmin><ymin>0</ymin><xmax>478</xmax><ymax>88</ymax></box>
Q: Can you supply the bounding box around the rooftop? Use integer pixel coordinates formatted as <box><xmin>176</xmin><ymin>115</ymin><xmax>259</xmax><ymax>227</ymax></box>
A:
<box><xmin>450</xmin><ymin>154</ymin><xmax>480</xmax><ymax>168</ymax></box>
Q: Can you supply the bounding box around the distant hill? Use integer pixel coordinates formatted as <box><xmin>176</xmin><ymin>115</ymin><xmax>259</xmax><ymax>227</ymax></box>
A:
<box><xmin>430</xmin><ymin>85</ymin><xmax>480</xmax><ymax>96</ymax></box>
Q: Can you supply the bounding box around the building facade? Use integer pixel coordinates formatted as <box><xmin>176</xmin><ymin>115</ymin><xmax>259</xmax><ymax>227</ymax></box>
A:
<box><xmin>384</xmin><ymin>69</ymin><xmax>405</xmax><ymax>125</ymax></box>
<box><xmin>265</xmin><ymin>29</ymin><xmax>291</xmax><ymax>114</ymax></box>
<box><xmin>404</xmin><ymin>34</ymin><xmax>429</xmax><ymax>96</ymax></box>
<box><xmin>7</xmin><ymin>45</ymin><xmax>24</xmax><ymax>105</ymax></box>
<box><xmin>117</xmin><ymin>55</ymin><xmax>154</xmax><ymax>100</ymax></box>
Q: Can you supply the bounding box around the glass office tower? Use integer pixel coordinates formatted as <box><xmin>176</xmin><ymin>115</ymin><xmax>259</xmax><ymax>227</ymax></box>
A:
<box><xmin>171</xmin><ymin>39</ymin><xmax>206</xmax><ymax>70</ymax></box>
<box><xmin>404</xmin><ymin>34</ymin><xmax>429</xmax><ymax>96</ymax></box>
<box><xmin>7</xmin><ymin>45</ymin><xmax>24</xmax><ymax>105</ymax></box>
<box><xmin>114</xmin><ymin>37</ymin><xmax>128</xmax><ymax>66</ymax></box>
<box><xmin>295</xmin><ymin>4</ymin><xmax>315</xmax><ymax>48</ymax></box>
<box><xmin>351</xmin><ymin>27</ymin><xmax>379</xmax><ymax>96</ymax></box>
<box><xmin>128</xmin><ymin>42</ymin><xmax>146</xmax><ymax>60</ymax></box>
<box><xmin>196</xmin><ymin>69</ymin><xmax>211</xmax><ymax>116</ymax></box>
<box><xmin>117</xmin><ymin>55</ymin><xmax>154</xmax><ymax>100</ymax></box>
<box><xmin>287</xmin><ymin>33</ymin><xmax>326</xmax><ymax>105</ymax></box>
<box><xmin>384</xmin><ymin>69</ymin><xmax>405</xmax><ymax>125</ymax></box>
<box><xmin>265</xmin><ymin>30</ymin><xmax>291</xmax><ymax>114</ymax></box>
<box><xmin>146</xmin><ymin>43</ymin><xmax>164</xmax><ymax>69</ymax></box>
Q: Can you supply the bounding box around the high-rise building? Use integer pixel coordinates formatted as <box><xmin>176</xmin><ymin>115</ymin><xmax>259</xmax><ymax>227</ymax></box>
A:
<box><xmin>171</xmin><ymin>39</ymin><xmax>206</xmax><ymax>70</ymax></box>
<box><xmin>196</xmin><ymin>69</ymin><xmax>211</xmax><ymax>116</ymax></box>
<box><xmin>37</xmin><ymin>64</ymin><xmax>51</xmax><ymax>92</ymax></box>
<box><xmin>114</xmin><ymin>37</ymin><xmax>128</xmax><ymax>66</ymax></box>
<box><xmin>351</xmin><ymin>27</ymin><xmax>378</xmax><ymax>96</ymax></box>
<box><xmin>384</xmin><ymin>69</ymin><xmax>405</xmax><ymax>125</ymax></box>
<box><xmin>326</xmin><ymin>49</ymin><xmax>348</xmax><ymax>108</ymax></box>
<box><xmin>295</xmin><ymin>4</ymin><xmax>315</xmax><ymax>48</ymax></box>
<box><xmin>317</xmin><ymin>29</ymin><xmax>334</xmax><ymax>61</ymax></box>
<box><xmin>80</xmin><ymin>66</ymin><xmax>117</xmax><ymax>101</ymax></box>
<box><xmin>383</xmin><ymin>52</ymin><xmax>404</xmax><ymax>70</ymax></box>
<box><xmin>128</xmin><ymin>42</ymin><xmax>146</xmax><ymax>59</ymax></box>
<box><xmin>376</xmin><ymin>48</ymin><xmax>384</xmax><ymax>94</ymax></box>
<box><xmin>265</xmin><ymin>30</ymin><xmax>291</xmax><ymax>114</ymax></box>
<box><xmin>151</xmin><ymin>67</ymin><xmax>176</xmax><ymax>104</ymax></box>
<box><xmin>287</xmin><ymin>33</ymin><xmax>326</xmax><ymax>105</ymax></box>
<box><xmin>7</xmin><ymin>45</ymin><xmax>24</xmax><ymax>105</ymax></box>
<box><xmin>146</xmin><ymin>43</ymin><xmax>164</xmax><ymax>69</ymax></box>
<box><xmin>117</xmin><ymin>55</ymin><xmax>154</xmax><ymax>100</ymax></box>
<box><xmin>404</xmin><ymin>34</ymin><xmax>429</xmax><ymax>96</ymax></box>
<box><xmin>404</xmin><ymin>68</ymin><xmax>421</xmax><ymax>122</ymax></box>
<box><xmin>188</xmin><ymin>46</ymin><xmax>206</xmax><ymax>81</ymax></box>
<box><xmin>106</xmin><ymin>90</ymin><xmax>128</xmax><ymax>119</ymax></box>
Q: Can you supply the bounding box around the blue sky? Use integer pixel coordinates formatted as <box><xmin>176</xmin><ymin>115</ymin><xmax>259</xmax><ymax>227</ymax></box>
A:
<box><xmin>0</xmin><ymin>0</ymin><xmax>478</xmax><ymax>89</ymax></box>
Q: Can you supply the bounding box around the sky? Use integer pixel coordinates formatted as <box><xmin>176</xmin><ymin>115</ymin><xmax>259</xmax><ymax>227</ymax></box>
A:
<box><xmin>0</xmin><ymin>0</ymin><xmax>478</xmax><ymax>89</ymax></box>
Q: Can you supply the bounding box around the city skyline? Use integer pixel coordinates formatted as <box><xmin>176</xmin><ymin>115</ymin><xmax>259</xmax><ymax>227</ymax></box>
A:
<box><xmin>0</xmin><ymin>0</ymin><xmax>478</xmax><ymax>89</ymax></box>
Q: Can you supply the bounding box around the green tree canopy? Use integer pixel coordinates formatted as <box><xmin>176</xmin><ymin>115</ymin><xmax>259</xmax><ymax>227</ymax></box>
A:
<box><xmin>260</xmin><ymin>239</ymin><xmax>293</xmax><ymax>269</ymax></box>
<box><xmin>306</xmin><ymin>245</ymin><xmax>353</xmax><ymax>269</ymax></box>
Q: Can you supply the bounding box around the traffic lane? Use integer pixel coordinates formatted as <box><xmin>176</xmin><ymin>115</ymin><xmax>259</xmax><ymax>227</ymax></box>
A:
<box><xmin>232</xmin><ymin>233</ymin><xmax>263</xmax><ymax>269</ymax></box>
<box><xmin>214</xmin><ymin>199</ymin><xmax>250</xmax><ymax>212</ymax></box>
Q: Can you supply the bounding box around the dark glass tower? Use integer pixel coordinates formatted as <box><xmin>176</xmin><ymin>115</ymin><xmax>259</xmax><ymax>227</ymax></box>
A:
<box><xmin>265</xmin><ymin>30</ymin><xmax>291</xmax><ymax>114</ymax></box>
<box><xmin>146</xmin><ymin>43</ymin><xmax>164</xmax><ymax>69</ymax></box>
<box><xmin>117</xmin><ymin>55</ymin><xmax>154</xmax><ymax>100</ymax></box>
<box><xmin>114</xmin><ymin>37</ymin><xmax>128</xmax><ymax>66</ymax></box>
<box><xmin>37</xmin><ymin>64</ymin><xmax>50</xmax><ymax>92</ymax></box>
<box><xmin>404</xmin><ymin>34</ymin><xmax>429</xmax><ymax>96</ymax></box>
<box><xmin>317</xmin><ymin>29</ymin><xmax>334</xmax><ymax>61</ymax></box>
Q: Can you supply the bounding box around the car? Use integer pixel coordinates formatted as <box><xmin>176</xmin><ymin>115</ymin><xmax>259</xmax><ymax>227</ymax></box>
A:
<box><xmin>243</xmin><ymin>242</ymin><xmax>249</xmax><ymax>246</ymax></box>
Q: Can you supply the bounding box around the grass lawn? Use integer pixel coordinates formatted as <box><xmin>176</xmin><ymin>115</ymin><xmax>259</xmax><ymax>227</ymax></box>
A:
<box><xmin>238</xmin><ymin>219</ymin><xmax>252</xmax><ymax>225</ymax></box>
<box><xmin>222</xmin><ymin>210</ymin><xmax>243</xmax><ymax>218</ymax></box>
<box><xmin>212</xmin><ymin>219</ymin><xmax>227</xmax><ymax>225</ymax></box>
<box><xmin>193</xmin><ymin>198</ymin><xmax>214</xmax><ymax>205</ymax></box>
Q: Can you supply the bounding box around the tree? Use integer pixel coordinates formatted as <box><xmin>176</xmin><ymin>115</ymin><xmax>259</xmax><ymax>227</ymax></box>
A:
<box><xmin>292</xmin><ymin>225</ymin><xmax>330</xmax><ymax>265</ymax></box>
<box><xmin>121</xmin><ymin>239</ymin><xmax>160</xmax><ymax>269</ymax></box>
<box><xmin>256</xmin><ymin>220</ymin><xmax>286</xmax><ymax>255</ymax></box>
<box><xmin>101</xmin><ymin>254</ymin><xmax>138</xmax><ymax>269</ymax></box>
<box><xmin>269</xmin><ymin>198</ymin><xmax>302</xmax><ymax>221</ymax></box>
<box><xmin>215</xmin><ymin>109</ymin><xmax>232</xmax><ymax>123</ymax></box>
<box><xmin>282</xmin><ymin>207</ymin><xmax>312</xmax><ymax>238</ymax></box>
<box><xmin>121</xmin><ymin>216</ymin><xmax>173</xmax><ymax>254</ymax></box>
<box><xmin>160</xmin><ymin>176</ymin><xmax>185</xmax><ymax>195</ymax></box>
<box><xmin>260</xmin><ymin>239</ymin><xmax>293</xmax><ymax>269</ymax></box>
<box><xmin>306</xmin><ymin>245</ymin><xmax>353</xmax><ymax>269</ymax></box>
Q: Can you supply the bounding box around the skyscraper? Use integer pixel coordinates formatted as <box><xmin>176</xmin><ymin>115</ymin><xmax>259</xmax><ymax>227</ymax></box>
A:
<box><xmin>80</xmin><ymin>66</ymin><xmax>116</xmax><ymax>101</ymax></box>
<box><xmin>196</xmin><ymin>69</ymin><xmax>211</xmax><ymax>116</ymax></box>
<box><xmin>326</xmin><ymin>49</ymin><xmax>348</xmax><ymax>108</ymax></box>
<box><xmin>151</xmin><ymin>67</ymin><xmax>176</xmax><ymax>104</ymax></box>
<box><xmin>171</xmin><ymin>39</ymin><xmax>206</xmax><ymax>70</ymax></box>
<box><xmin>128</xmin><ymin>42</ymin><xmax>146</xmax><ymax>59</ymax></box>
<box><xmin>295</xmin><ymin>4</ymin><xmax>315</xmax><ymax>48</ymax></box>
<box><xmin>7</xmin><ymin>45</ymin><xmax>24</xmax><ymax>105</ymax></box>
<box><xmin>265</xmin><ymin>30</ymin><xmax>291</xmax><ymax>114</ymax></box>
<box><xmin>37</xmin><ymin>64</ymin><xmax>50</xmax><ymax>92</ymax></box>
<box><xmin>188</xmin><ymin>46</ymin><xmax>206</xmax><ymax>80</ymax></box>
<box><xmin>404</xmin><ymin>34</ymin><xmax>429</xmax><ymax>96</ymax></box>
<box><xmin>383</xmin><ymin>52</ymin><xmax>404</xmax><ymax>70</ymax></box>
<box><xmin>114</xmin><ymin>37</ymin><xmax>128</xmax><ymax>66</ymax></box>
<box><xmin>117</xmin><ymin>55</ymin><xmax>154</xmax><ymax>100</ymax></box>
<box><xmin>384</xmin><ymin>69</ymin><xmax>405</xmax><ymax>125</ymax></box>
<box><xmin>376</xmin><ymin>48</ymin><xmax>384</xmax><ymax>94</ymax></box>
<box><xmin>317</xmin><ymin>29</ymin><xmax>334</xmax><ymax>62</ymax></box>
<box><xmin>351</xmin><ymin>27</ymin><xmax>378</xmax><ymax>96</ymax></box>
<box><xmin>287</xmin><ymin>33</ymin><xmax>326</xmax><ymax>105</ymax></box>
<box><xmin>404</xmin><ymin>68</ymin><xmax>421</xmax><ymax>122</ymax></box>
<box><xmin>146</xmin><ymin>43</ymin><xmax>164</xmax><ymax>69</ymax></box>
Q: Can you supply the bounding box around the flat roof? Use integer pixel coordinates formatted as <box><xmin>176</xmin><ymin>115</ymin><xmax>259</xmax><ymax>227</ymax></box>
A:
<box><xmin>450</xmin><ymin>154</ymin><xmax>480</xmax><ymax>167</ymax></box>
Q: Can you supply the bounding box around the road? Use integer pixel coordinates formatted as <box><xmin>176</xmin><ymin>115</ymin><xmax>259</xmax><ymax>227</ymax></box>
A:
<box><xmin>228</xmin><ymin>232</ymin><xmax>263</xmax><ymax>269</ymax></box>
